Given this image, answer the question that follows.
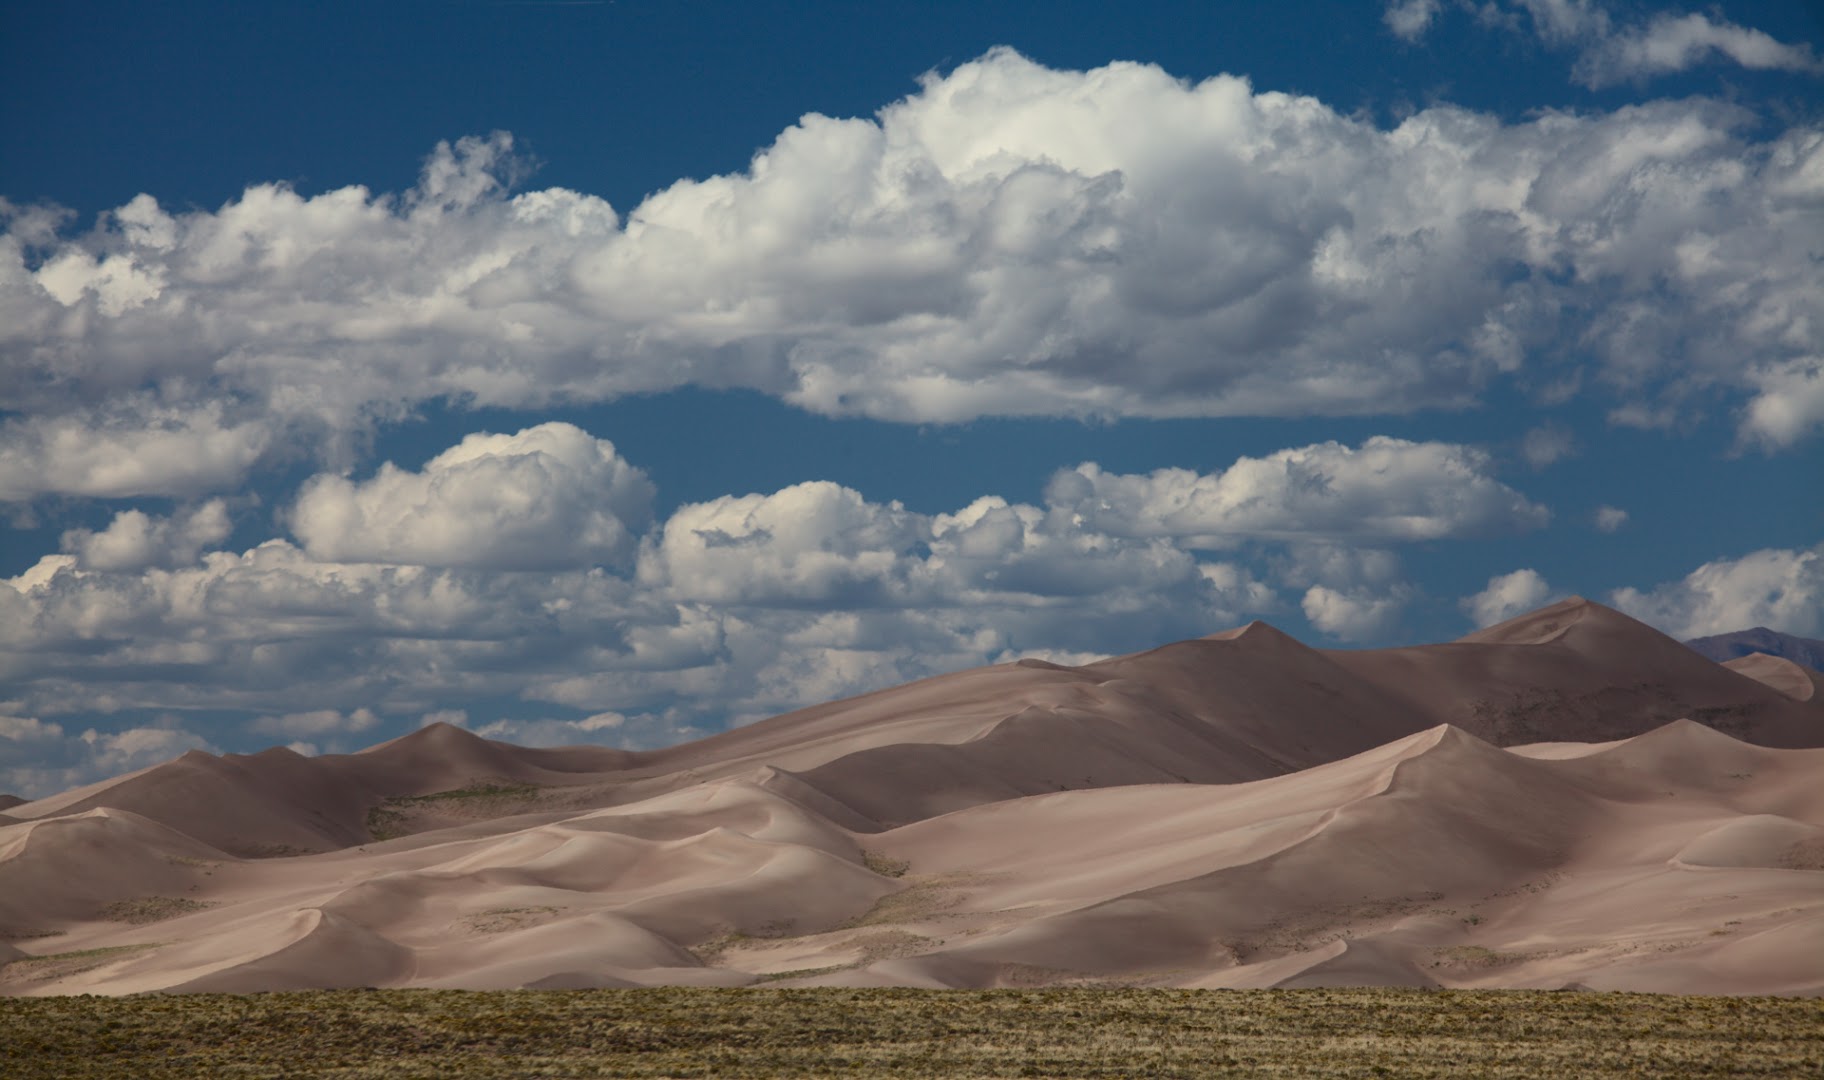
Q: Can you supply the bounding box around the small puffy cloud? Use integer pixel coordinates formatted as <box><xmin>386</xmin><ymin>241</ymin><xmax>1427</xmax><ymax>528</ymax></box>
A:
<box><xmin>1047</xmin><ymin>438</ymin><xmax>1549</xmax><ymax>546</ymax></box>
<box><xmin>1594</xmin><ymin>505</ymin><xmax>1628</xmax><ymax>532</ymax></box>
<box><xmin>1273</xmin><ymin>543</ymin><xmax>1403</xmax><ymax>597</ymax></box>
<box><xmin>1198</xmin><ymin>562</ymin><xmax>1283</xmax><ymax>615</ymax></box>
<box><xmin>1579</xmin><ymin>12</ymin><xmax>1824</xmax><ymax>87</ymax></box>
<box><xmin>0</xmin><ymin>714</ymin><xmax>64</xmax><ymax>744</ymax></box>
<box><xmin>990</xmin><ymin>647</ymin><xmax>1111</xmax><ymax>667</ymax></box>
<box><xmin>250</xmin><ymin>707</ymin><xmax>380</xmax><ymax>739</ymax></box>
<box><xmin>1384</xmin><ymin>0</ymin><xmax>1443</xmax><ymax>41</ymax></box>
<box><xmin>641</xmin><ymin>481</ymin><xmax>922</xmax><ymax>606</ymax></box>
<box><xmin>924</xmin><ymin>496</ymin><xmax>1219</xmax><ymax>606</ymax></box>
<box><xmin>291</xmin><ymin>423</ymin><xmax>654</xmax><ymax>570</ymax></box>
<box><xmin>61</xmin><ymin>500</ymin><xmax>232</xmax><ymax>571</ymax></box>
<box><xmin>1519</xmin><ymin>423</ymin><xmax>1578</xmax><ymax>469</ymax></box>
<box><xmin>0</xmin><ymin>404</ymin><xmax>271</xmax><ymax>502</ymax></box>
<box><xmin>1740</xmin><ymin>358</ymin><xmax>1824</xmax><ymax>450</ymax></box>
<box><xmin>1463</xmin><ymin>568</ymin><xmax>1557</xmax><ymax>628</ymax></box>
<box><xmin>1514</xmin><ymin>0</ymin><xmax>1611</xmax><ymax>44</ymax></box>
<box><xmin>470</xmin><ymin>708</ymin><xmax>705</xmax><ymax>752</ymax></box>
<box><xmin>1389</xmin><ymin>2</ymin><xmax>1823</xmax><ymax>88</ymax></box>
<box><xmin>1610</xmin><ymin>543</ymin><xmax>1823</xmax><ymax>638</ymax></box>
<box><xmin>81</xmin><ymin>726</ymin><xmax>215</xmax><ymax>774</ymax></box>
<box><xmin>1301</xmin><ymin>584</ymin><xmax>1413</xmax><ymax>642</ymax></box>
<box><xmin>419</xmin><ymin>709</ymin><xmax>469</xmax><ymax>729</ymax></box>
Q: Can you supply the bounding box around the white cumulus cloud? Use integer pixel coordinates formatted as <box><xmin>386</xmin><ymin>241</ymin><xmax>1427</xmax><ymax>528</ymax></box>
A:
<box><xmin>1463</xmin><ymin>568</ymin><xmax>1558</xmax><ymax>627</ymax></box>
<box><xmin>1302</xmin><ymin>584</ymin><xmax>1414</xmax><ymax>642</ymax></box>
<box><xmin>0</xmin><ymin>403</ymin><xmax>272</xmax><ymax>502</ymax></box>
<box><xmin>290</xmin><ymin>423</ymin><xmax>654</xmax><ymax>570</ymax></box>
<box><xmin>61</xmin><ymin>500</ymin><xmax>232</xmax><ymax>571</ymax></box>
<box><xmin>0</xmin><ymin>431</ymin><xmax>1392</xmax><ymax>733</ymax></box>
<box><xmin>640</xmin><ymin>481</ymin><xmax>922</xmax><ymax>607</ymax></box>
<box><xmin>0</xmin><ymin>425</ymin><xmax>1564</xmax><ymax>770</ymax></box>
<box><xmin>1740</xmin><ymin>357</ymin><xmax>1824</xmax><ymax>450</ymax></box>
<box><xmin>1046</xmin><ymin>437</ymin><xmax>1549</xmax><ymax>545</ymax></box>
<box><xmin>1610</xmin><ymin>543</ymin><xmax>1824</xmax><ymax>638</ymax></box>
<box><xmin>1580</xmin><ymin>12</ymin><xmax>1824</xmax><ymax>87</ymax></box>
<box><xmin>4</xmin><ymin>51</ymin><xmax>1823</xmax><ymax>505</ymax></box>
<box><xmin>1384</xmin><ymin>0</ymin><xmax>1443</xmax><ymax>41</ymax></box>
<box><xmin>1387</xmin><ymin>1</ymin><xmax>1823</xmax><ymax>87</ymax></box>
<box><xmin>250</xmin><ymin>707</ymin><xmax>380</xmax><ymax>740</ymax></box>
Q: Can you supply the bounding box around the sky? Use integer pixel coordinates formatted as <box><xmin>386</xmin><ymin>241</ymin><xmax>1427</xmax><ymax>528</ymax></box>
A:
<box><xmin>2</xmin><ymin>0</ymin><xmax>1822</xmax><ymax>797</ymax></box>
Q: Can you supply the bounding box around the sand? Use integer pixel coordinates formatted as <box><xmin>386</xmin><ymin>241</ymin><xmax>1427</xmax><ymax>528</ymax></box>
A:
<box><xmin>3</xmin><ymin>599</ymin><xmax>1821</xmax><ymax>996</ymax></box>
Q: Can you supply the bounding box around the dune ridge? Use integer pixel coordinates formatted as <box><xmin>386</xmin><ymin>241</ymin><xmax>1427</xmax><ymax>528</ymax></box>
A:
<box><xmin>3</xmin><ymin>600</ymin><xmax>1821</xmax><ymax>996</ymax></box>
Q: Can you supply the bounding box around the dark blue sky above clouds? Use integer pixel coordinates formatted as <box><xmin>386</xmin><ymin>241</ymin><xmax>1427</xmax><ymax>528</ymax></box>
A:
<box><xmin>2</xmin><ymin>0</ymin><xmax>1821</xmax><ymax>796</ymax></box>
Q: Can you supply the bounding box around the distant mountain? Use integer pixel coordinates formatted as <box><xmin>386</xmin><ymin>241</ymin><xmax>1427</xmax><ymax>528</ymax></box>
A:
<box><xmin>1686</xmin><ymin>628</ymin><xmax>1824</xmax><ymax>671</ymax></box>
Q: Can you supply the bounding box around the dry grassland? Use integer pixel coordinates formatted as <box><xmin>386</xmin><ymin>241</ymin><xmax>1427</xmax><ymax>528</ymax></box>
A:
<box><xmin>2</xmin><ymin>987</ymin><xmax>1820</xmax><ymax>1078</ymax></box>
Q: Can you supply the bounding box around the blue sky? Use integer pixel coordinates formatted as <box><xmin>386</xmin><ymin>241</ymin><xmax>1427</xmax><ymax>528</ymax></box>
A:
<box><xmin>2</xmin><ymin>0</ymin><xmax>1821</xmax><ymax>796</ymax></box>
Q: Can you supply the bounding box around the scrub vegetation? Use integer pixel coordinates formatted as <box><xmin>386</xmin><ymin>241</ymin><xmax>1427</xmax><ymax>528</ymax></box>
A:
<box><xmin>99</xmin><ymin>897</ymin><xmax>217</xmax><ymax>925</ymax></box>
<box><xmin>2</xmin><ymin>987</ymin><xmax>1820</xmax><ymax>1078</ymax></box>
<box><xmin>365</xmin><ymin>783</ymin><xmax>544</xmax><ymax>841</ymax></box>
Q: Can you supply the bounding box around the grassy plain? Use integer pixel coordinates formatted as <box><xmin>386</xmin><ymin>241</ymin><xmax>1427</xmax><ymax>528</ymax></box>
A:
<box><xmin>2</xmin><ymin>987</ymin><xmax>1819</xmax><ymax>1078</ymax></box>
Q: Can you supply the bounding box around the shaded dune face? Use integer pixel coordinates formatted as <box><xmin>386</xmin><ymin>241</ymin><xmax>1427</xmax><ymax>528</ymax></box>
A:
<box><xmin>3</xmin><ymin>600</ymin><xmax>1822</xmax><ymax>996</ymax></box>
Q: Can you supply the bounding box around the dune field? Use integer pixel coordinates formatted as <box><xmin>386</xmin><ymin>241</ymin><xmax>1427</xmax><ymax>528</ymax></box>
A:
<box><xmin>3</xmin><ymin>598</ymin><xmax>1821</xmax><ymax>997</ymax></box>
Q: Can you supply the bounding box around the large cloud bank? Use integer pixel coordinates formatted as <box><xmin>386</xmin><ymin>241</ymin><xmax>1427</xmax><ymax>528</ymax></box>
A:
<box><xmin>5</xmin><ymin>49</ymin><xmax>1823</xmax><ymax>501</ymax></box>
<box><xmin>0</xmin><ymin>425</ymin><xmax>1549</xmax><ymax>794</ymax></box>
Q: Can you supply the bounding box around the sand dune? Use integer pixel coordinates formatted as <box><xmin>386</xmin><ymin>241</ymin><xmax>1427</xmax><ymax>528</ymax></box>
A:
<box><xmin>3</xmin><ymin>600</ymin><xmax>1822</xmax><ymax>996</ymax></box>
<box><xmin>1338</xmin><ymin>598</ymin><xmax>1823</xmax><ymax>747</ymax></box>
<box><xmin>0</xmin><ymin>809</ymin><xmax>231</xmax><ymax>936</ymax></box>
<box><xmin>1726</xmin><ymin>652</ymin><xmax>1819</xmax><ymax>701</ymax></box>
<box><xmin>3</xmin><ymin>723</ymin><xmax>634</xmax><ymax>857</ymax></box>
<box><xmin>19</xmin><ymin>598</ymin><xmax>1815</xmax><ymax>854</ymax></box>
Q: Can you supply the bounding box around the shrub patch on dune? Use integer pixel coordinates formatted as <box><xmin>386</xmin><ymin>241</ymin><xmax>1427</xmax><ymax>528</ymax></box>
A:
<box><xmin>1778</xmin><ymin>839</ymin><xmax>1824</xmax><ymax>870</ymax></box>
<box><xmin>0</xmin><ymin>927</ymin><xmax>65</xmax><ymax>942</ymax></box>
<box><xmin>1430</xmin><ymin>945</ymin><xmax>1537</xmax><ymax>970</ymax></box>
<box><xmin>366</xmin><ymin>781</ymin><xmax>544</xmax><ymax>841</ymax></box>
<box><xmin>861</xmin><ymin>850</ymin><xmax>909</xmax><ymax>877</ymax></box>
<box><xmin>692</xmin><ymin>920</ymin><xmax>804</xmax><ymax>963</ymax></box>
<box><xmin>0</xmin><ymin>943</ymin><xmax>163</xmax><ymax>984</ymax></box>
<box><xmin>458</xmin><ymin>906</ymin><xmax>562</xmax><ymax>935</ymax></box>
<box><xmin>840</xmin><ymin>872</ymin><xmax>978</xmax><ymax>929</ymax></box>
<box><xmin>99</xmin><ymin>898</ymin><xmax>217</xmax><ymax>925</ymax></box>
